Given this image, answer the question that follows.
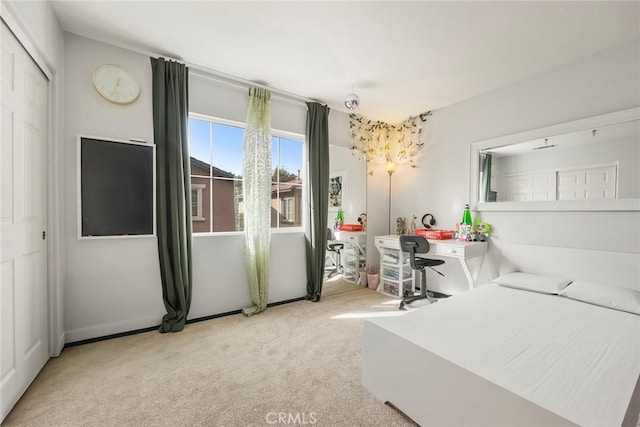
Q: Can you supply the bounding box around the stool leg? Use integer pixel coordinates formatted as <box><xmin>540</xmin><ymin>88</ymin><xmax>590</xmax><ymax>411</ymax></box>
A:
<box><xmin>399</xmin><ymin>268</ymin><xmax>437</xmax><ymax>309</ymax></box>
<box><xmin>423</xmin><ymin>269</ymin><xmax>437</xmax><ymax>303</ymax></box>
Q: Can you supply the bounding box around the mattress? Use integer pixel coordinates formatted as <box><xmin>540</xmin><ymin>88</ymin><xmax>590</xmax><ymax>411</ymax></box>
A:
<box><xmin>366</xmin><ymin>284</ymin><xmax>640</xmax><ymax>426</ymax></box>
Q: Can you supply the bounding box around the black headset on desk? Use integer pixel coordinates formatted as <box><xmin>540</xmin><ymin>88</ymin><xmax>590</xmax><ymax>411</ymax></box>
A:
<box><xmin>421</xmin><ymin>213</ymin><xmax>436</xmax><ymax>228</ymax></box>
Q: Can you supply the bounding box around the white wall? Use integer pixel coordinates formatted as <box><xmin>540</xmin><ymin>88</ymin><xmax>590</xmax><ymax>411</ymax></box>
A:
<box><xmin>63</xmin><ymin>34</ymin><xmax>353</xmax><ymax>342</ymax></box>
<box><xmin>63</xmin><ymin>33</ymin><xmax>163</xmax><ymax>342</ymax></box>
<box><xmin>190</xmin><ymin>72</ymin><xmax>307</xmax><ymax>134</ymax></box>
<box><xmin>381</xmin><ymin>38</ymin><xmax>640</xmax><ymax>294</ymax></box>
<box><xmin>12</xmin><ymin>5</ymin><xmax>637</xmax><ymax>339</ymax></box>
<box><xmin>2</xmin><ymin>1</ymin><xmax>61</xmax><ymax>68</ymax></box>
<box><xmin>188</xmin><ymin>72</ymin><xmax>309</xmax><ymax>320</ymax></box>
<box><xmin>328</xmin><ymin>107</ymin><xmax>351</xmax><ymax>148</ymax></box>
<box><xmin>3</xmin><ymin>0</ymin><xmax>66</xmax><ymax>355</ymax></box>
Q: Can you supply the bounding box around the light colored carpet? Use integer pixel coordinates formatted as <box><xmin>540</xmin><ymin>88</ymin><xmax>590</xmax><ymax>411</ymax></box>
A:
<box><xmin>4</xmin><ymin>287</ymin><xmax>417</xmax><ymax>427</ymax></box>
<box><xmin>321</xmin><ymin>274</ymin><xmax>364</xmax><ymax>297</ymax></box>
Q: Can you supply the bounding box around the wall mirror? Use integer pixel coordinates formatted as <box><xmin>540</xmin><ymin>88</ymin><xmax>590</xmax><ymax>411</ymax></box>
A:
<box><xmin>329</xmin><ymin>145</ymin><xmax>367</xmax><ymax>224</ymax></box>
<box><xmin>470</xmin><ymin>107</ymin><xmax>640</xmax><ymax>211</ymax></box>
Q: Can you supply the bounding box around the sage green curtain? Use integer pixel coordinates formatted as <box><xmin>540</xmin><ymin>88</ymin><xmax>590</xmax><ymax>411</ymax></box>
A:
<box><xmin>150</xmin><ymin>57</ymin><xmax>192</xmax><ymax>332</ymax></box>
<box><xmin>481</xmin><ymin>153</ymin><xmax>493</xmax><ymax>202</ymax></box>
<box><xmin>304</xmin><ymin>102</ymin><xmax>330</xmax><ymax>302</ymax></box>
<box><xmin>242</xmin><ymin>87</ymin><xmax>272</xmax><ymax>316</ymax></box>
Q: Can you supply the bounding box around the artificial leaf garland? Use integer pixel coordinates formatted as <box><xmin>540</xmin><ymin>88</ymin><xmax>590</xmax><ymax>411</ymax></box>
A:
<box><xmin>349</xmin><ymin>111</ymin><xmax>431</xmax><ymax>174</ymax></box>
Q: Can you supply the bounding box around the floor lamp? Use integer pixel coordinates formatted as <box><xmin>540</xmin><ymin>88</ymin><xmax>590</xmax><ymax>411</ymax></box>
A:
<box><xmin>385</xmin><ymin>160</ymin><xmax>398</xmax><ymax>234</ymax></box>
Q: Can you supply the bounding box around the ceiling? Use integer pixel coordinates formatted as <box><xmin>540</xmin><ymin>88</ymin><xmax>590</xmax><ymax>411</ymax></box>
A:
<box><xmin>50</xmin><ymin>1</ymin><xmax>639</xmax><ymax>123</ymax></box>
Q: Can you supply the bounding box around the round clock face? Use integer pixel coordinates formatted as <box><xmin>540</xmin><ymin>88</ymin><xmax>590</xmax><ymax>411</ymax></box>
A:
<box><xmin>92</xmin><ymin>64</ymin><xmax>140</xmax><ymax>104</ymax></box>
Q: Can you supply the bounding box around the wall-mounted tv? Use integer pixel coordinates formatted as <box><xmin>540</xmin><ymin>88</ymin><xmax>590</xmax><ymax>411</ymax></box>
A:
<box><xmin>78</xmin><ymin>136</ymin><xmax>155</xmax><ymax>238</ymax></box>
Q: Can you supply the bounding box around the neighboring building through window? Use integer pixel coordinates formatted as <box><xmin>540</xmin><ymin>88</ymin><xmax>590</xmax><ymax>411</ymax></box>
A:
<box><xmin>271</xmin><ymin>135</ymin><xmax>303</xmax><ymax>228</ymax></box>
<box><xmin>191</xmin><ymin>184</ymin><xmax>205</xmax><ymax>221</ymax></box>
<box><xmin>189</xmin><ymin>114</ymin><xmax>304</xmax><ymax>233</ymax></box>
<box><xmin>282</xmin><ymin>198</ymin><xmax>294</xmax><ymax>221</ymax></box>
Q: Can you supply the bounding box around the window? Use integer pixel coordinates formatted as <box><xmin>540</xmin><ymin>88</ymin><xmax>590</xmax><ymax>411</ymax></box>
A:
<box><xmin>189</xmin><ymin>114</ymin><xmax>304</xmax><ymax>233</ymax></box>
<box><xmin>282</xmin><ymin>198</ymin><xmax>294</xmax><ymax>221</ymax></box>
<box><xmin>271</xmin><ymin>135</ymin><xmax>303</xmax><ymax>228</ymax></box>
<box><xmin>191</xmin><ymin>184</ymin><xmax>205</xmax><ymax>221</ymax></box>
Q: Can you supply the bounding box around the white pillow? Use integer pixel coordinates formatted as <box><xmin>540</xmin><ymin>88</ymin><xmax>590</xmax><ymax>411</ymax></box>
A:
<box><xmin>498</xmin><ymin>257</ymin><xmax>519</xmax><ymax>277</ymax></box>
<box><xmin>559</xmin><ymin>281</ymin><xmax>640</xmax><ymax>315</ymax></box>
<box><xmin>492</xmin><ymin>272</ymin><xmax>572</xmax><ymax>294</ymax></box>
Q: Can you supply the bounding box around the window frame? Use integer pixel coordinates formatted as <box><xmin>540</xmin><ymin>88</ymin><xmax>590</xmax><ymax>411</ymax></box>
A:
<box><xmin>188</xmin><ymin>112</ymin><xmax>306</xmax><ymax>236</ymax></box>
<box><xmin>191</xmin><ymin>184</ymin><xmax>206</xmax><ymax>221</ymax></box>
<box><xmin>282</xmin><ymin>197</ymin><xmax>294</xmax><ymax>222</ymax></box>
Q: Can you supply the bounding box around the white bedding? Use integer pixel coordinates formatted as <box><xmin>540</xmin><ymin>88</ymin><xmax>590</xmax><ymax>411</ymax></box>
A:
<box><xmin>367</xmin><ymin>284</ymin><xmax>640</xmax><ymax>426</ymax></box>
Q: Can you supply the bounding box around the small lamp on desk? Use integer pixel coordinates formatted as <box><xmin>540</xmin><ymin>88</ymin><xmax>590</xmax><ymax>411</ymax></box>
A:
<box><xmin>385</xmin><ymin>160</ymin><xmax>398</xmax><ymax>235</ymax></box>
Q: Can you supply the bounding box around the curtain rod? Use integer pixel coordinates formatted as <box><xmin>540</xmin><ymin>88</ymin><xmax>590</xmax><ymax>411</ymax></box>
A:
<box><xmin>188</xmin><ymin>68</ymin><xmax>312</xmax><ymax>108</ymax></box>
<box><xmin>79</xmin><ymin>31</ymin><xmax>323</xmax><ymax>107</ymax></box>
<box><xmin>173</xmin><ymin>60</ymin><xmax>327</xmax><ymax>108</ymax></box>
<box><xmin>186</xmin><ymin>66</ymin><xmax>318</xmax><ymax>104</ymax></box>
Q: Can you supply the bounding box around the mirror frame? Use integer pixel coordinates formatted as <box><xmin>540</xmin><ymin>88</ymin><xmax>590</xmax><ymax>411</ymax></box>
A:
<box><xmin>470</xmin><ymin>107</ymin><xmax>640</xmax><ymax>212</ymax></box>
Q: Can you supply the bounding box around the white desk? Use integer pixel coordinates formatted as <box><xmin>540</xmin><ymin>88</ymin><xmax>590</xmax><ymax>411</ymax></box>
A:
<box><xmin>333</xmin><ymin>231</ymin><xmax>367</xmax><ymax>283</ymax></box>
<box><xmin>375</xmin><ymin>235</ymin><xmax>487</xmax><ymax>293</ymax></box>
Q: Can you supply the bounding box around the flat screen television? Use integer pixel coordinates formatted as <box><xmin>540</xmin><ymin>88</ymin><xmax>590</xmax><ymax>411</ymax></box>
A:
<box><xmin>79</xmin><ymin>136</ymin><xmax>155</xmax><ymax>238</ymax></box>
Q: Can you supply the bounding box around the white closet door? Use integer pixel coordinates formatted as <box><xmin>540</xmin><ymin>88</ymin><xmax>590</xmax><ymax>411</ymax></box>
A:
<box><xmin>1</xmin><ymin>21</ymin><xmax>49</xmax><ymax>421</ymax></box>
<box><xmin>504</xmin><ymin>171</ymin><xmax>555</xmax><ymax>202</ymax></box>
<box><xmin>557</xmin><ymin>165</ymin><xmax>617</xmax><ymax>200</ymax></box>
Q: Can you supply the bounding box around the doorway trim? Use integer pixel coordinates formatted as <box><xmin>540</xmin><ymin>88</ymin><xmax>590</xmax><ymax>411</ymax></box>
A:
<box><xmin>1</xmin><ymin>3</ymin><xmax>65</xmax><ymax>357</ymax></box>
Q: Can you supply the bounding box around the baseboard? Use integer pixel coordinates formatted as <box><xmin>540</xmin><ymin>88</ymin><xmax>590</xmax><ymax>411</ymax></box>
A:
<box><xmin>53</xmin><ymin>332</ymin><xmax>65</xmax><ymax>357</ymax></box>
<box><xmin>64</xmin><ymin>315</ymin><xmax>162</xmax><ymax>345</ymax></box>
<box><xmin>64</xmin><ymin>296</ymin><xmax>307</xmax><ymax>348</ymax></box>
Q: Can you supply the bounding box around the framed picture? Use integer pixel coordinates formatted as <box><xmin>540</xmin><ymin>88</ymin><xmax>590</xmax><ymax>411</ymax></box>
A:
<box><xmin>329</xmin><ymin>172</ymin><xmax>345</xmax><ymax>211</ymax></box>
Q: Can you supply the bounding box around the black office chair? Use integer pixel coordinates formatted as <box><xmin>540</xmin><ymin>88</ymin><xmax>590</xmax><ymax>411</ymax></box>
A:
<box><xmin>326</xmin><ymin>228</ymin><xmax>344</xmax><ymax>278</ymax></box>
<box><xmin>399</xmin><ymin>235</ymin><xmax>445</xmax><ymax>310</ymax></box>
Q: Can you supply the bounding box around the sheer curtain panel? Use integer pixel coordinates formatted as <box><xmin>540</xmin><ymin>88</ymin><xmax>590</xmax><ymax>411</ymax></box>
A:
<box><xmin>242</xmin><ymin>87</ymin><xmax>272</xmax><ymax>315</ymax></box>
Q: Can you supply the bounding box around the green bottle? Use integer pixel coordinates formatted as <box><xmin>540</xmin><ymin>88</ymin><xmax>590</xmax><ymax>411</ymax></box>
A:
<box><xmin>459</xmin><ymin>204</ymin><xmax>472</xmax><ymax>241</ymax></box>
<box><xmin>462</xmin><ymin>204</ymin><xmax>472</xmax><ymax>225</ymax></box>
<box><xmin>337</xmin><ymin>208</ymin><xmax>344</xmax><ymax>227</ymax></box>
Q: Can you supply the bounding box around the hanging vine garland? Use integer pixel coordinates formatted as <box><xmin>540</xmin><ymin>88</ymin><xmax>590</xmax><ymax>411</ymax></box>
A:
<box><xmin>349</xmin><ymin>111</ymin><xmax>431</xmax><ymax>174</ymax></box>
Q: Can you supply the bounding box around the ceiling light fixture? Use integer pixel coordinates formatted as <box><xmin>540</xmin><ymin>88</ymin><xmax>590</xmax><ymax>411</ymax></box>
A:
<box><xmin>532</xmin><ymin>138</ymin><xmax>557</xmax><ymax>151</ymax></box>
<box><xmin>345</xmin><ymin>87</ymin><xmax>360</xmax><ymax>111</ymax></box>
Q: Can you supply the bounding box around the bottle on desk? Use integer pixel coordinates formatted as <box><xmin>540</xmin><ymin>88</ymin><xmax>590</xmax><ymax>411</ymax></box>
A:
<box><xmin>459</xmin><ymin>204</ymin><xmax>472</xmax><ymax>242</ymax></box>
<box><xmin>335</xmin><ymin>208</ymin><xmax>344</xmax><ymax>229</ymax></box>
<box><xmin>409</xmin><ymin>215</ymin><xmax>417</xmax><ymax>234</ymax></box>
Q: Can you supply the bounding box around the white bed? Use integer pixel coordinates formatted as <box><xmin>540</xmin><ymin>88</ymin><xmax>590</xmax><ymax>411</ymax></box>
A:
<box><xmin>363</xmin><ymin>283</ymin><xmax>640</xmax><ymax>426</ymax></box>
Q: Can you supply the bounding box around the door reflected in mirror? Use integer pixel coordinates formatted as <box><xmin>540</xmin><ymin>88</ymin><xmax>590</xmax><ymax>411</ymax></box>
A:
<box><xmin>471</xmin><ymin>107</ymin><xmax>640</xmax><ymax>211</ymax></box>
<box><xmin>480</xmin><ymin>120</ymin><xmax>639</xmax><ymax>203</ymax></box>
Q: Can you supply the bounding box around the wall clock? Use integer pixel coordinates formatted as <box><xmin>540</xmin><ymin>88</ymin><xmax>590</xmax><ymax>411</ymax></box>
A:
<box><xmin>92</xmin><ymin>64</ymin><xmax>141</xmax><ymax>104</ymax></box>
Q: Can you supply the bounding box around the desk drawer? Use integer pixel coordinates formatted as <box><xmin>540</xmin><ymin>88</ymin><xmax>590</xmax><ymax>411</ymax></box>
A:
<box><xmin>431</xmin><ymin>241</ymin><xmax>487</xmax><ymax>258</ymax></box>
<box><xmin>376</xmin><ymin>237</ymin><xmax>400</xmax><ymax>249</ymax></box>
<box><xmin>433</xmin><ymin>244</ymin><xmax>465</xmax><ymax>258</ymax></box>
<box><xmin>381</xmin><ymin>279</ymin><xmax>401</xmax><ymax>297</ymax></box>
<box><xmin>335</xmin><ymin>231</ymin><xmax>366</xmax><ymax>244</ymax></box>
<box><xmin>382</xmin><ymin>265</ymin><xmax>412</xmax><ymax>281</ymax></box>
<box><xmin>381</xmin><ymin>249</ymin><xmax>408</xmax><ymax>265</ymax></box>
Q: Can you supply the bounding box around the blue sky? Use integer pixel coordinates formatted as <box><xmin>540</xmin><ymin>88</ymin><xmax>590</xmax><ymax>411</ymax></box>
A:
<box><xmin>189</xmin><ymin>117</ymin><xmax>302</xmax><ymax>177</ymax></box>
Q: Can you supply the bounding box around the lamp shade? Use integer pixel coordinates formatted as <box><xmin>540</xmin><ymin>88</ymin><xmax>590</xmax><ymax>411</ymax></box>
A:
<box><xmin>385</xmin><ymin>160</ymin><xmax>398</xmax><ymax>174</ymax></box>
